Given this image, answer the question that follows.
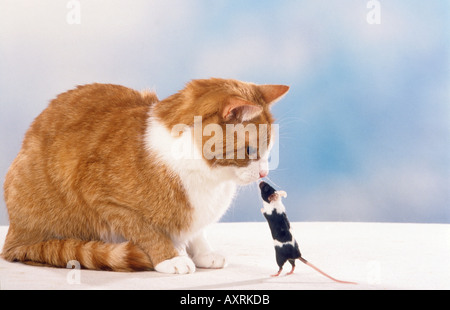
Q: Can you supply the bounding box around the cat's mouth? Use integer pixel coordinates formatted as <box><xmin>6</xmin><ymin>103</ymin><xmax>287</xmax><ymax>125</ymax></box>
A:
<box><xmin>236</xmin><ymin>176</ymin><xmax>261</xmax><ymax>186</ymax></box>
<box><xmin>238</xmin><ymin>172</ymin><xmax>261</xmax><ymax>185</ymax></box>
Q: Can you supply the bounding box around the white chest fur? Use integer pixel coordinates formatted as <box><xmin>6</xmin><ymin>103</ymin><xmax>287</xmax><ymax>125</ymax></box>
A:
<box><xmin>262</xmin><ymin>200</ymin><xmax>286</xmax><ymax>215</ymax></box>
<box><xmin>145</xmin><ymin>115</ymin><xmax>237</xmax><ymax>243</ymax></box>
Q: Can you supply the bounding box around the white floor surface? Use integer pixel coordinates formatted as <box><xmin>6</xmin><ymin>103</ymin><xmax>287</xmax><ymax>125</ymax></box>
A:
<box><xmin>1</xmin><ymin>222</ymin><xmax>449</xmax><ymax>290</ymax></box>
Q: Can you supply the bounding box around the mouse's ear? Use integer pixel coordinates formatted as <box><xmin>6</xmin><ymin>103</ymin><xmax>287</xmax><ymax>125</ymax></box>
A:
<box><xmin>277</xmin><ymin>190</ymin><xmax>287</xmax><ymax>198</ymax></box>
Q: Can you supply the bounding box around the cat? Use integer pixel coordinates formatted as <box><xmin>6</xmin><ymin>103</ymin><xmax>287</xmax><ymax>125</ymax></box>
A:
<box><xmin>2</xmin><ymin>78</ymin><xmax>289</xmax><ymax>273</ymax></box>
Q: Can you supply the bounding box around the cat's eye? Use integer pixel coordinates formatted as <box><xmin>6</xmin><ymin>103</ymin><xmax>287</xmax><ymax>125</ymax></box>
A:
<box><xmin>246</xmin><ymin>145</ymin><xmax>258</xmax><ymax>159</ymax></box>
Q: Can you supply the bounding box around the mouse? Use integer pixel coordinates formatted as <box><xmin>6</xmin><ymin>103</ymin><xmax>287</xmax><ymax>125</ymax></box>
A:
<box><xmin>259</xmin><ymin>181</ymin><xmax>356</xmax><ymax>284</ymax></box>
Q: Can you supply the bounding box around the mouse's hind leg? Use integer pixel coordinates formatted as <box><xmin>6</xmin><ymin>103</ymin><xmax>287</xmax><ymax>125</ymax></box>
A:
<box><xmin>286</xmin><ymin>259</ymin><xmax>296</xmax><ymax>275</ymax></box>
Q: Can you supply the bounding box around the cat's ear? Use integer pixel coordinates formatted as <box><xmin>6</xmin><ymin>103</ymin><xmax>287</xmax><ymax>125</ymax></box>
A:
<box><xmin>222</xmin><ymin>97</ymin><xmax>263</xmax><ymax>122</ymax></box>
<box><xmin>258</xmin><ymin>85</ymin><xmax>290</xmax><ymax>105</ymax></box>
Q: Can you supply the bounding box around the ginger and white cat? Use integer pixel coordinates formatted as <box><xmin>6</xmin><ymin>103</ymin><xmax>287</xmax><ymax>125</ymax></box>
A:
<box><xmin>2</xmin><ymin>78</ymin><xmax>289</xmax><ymax>273</ymax></box>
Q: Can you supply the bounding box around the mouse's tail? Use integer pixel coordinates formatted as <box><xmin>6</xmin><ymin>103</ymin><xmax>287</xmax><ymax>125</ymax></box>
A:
<box><xmin>298</xmin><ymin>257</ymin><xmax>357</xmax><ymax>285</ymax></box>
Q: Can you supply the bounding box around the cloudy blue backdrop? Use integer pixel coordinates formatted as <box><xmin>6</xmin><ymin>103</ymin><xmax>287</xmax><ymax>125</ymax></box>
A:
<box><xmin>0</xmin><ymin>0</ymin><xmax>448</xmax><ymax>224</ymax></box>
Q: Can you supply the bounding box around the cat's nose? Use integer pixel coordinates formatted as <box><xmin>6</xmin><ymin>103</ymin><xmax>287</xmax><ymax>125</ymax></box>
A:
<box><xmin>259</xmin><ymin>170</ymin><xmax>268</xmax><ymax>178</ymax></box>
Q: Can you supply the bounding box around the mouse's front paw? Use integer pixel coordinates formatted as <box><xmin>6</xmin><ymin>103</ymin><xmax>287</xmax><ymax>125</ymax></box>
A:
<box><xmin>155</xmin><ymin>255</ymin><xmax>196</xmax><ymax>274</ymax></box>
<box><xmin>192</xmin><ymin>252</ymin><xmax>227</xmax><ymax>269</ymax></box>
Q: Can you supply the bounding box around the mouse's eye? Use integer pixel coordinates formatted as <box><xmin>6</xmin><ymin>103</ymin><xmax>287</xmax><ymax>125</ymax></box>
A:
<box><xmin>246</xmin><ymin>145</ymin><xmax>257</xmax><ymax>159</ymax></box>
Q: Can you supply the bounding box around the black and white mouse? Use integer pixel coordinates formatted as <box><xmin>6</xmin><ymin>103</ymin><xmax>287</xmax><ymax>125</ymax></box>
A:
<box><xmin>259</xmin><ymin>181</ymin><xmax>356</xmax><ymax>284</ymax></box>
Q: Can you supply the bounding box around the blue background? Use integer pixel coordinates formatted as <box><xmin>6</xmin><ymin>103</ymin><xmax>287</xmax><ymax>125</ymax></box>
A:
<box><xmin>1</xmin><ymin>0</ymin><xmax>448</xmax><ymax>224</ymax></box>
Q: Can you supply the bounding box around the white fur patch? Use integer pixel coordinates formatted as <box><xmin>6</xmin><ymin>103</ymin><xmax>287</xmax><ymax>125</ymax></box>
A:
<box><xmin>144</xmin><ymin>114</ymin><xmax>237</xmax><ymax>244</ymax></box>
<box><xmin>262</xmin><ymin>199</ymin><xmax>286</xmax><ymax>215</ymax></box>
<box><xmin>273</xmin><ymin>238</ymin><xmax>296</xmax><ymax>248</ymax></box>
<box><xmin>154</xmin><ymin>255</ymin><xmax>195</xmax><ymax>274</ymax></box>
<box><xmin>191</xmin><ymin>252</ymin><xmax>227</xmax><ymax>269</ymax></box>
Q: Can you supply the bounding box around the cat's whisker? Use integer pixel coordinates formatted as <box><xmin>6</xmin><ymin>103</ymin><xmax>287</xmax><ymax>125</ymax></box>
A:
<box><xmin>261</xmin><ymin>175</ymin><xmax>282</xmax><ymax>190</ymax></box>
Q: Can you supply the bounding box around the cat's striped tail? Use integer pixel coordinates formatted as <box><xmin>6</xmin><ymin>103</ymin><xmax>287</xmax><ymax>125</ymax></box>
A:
<box><xmin>2</xmin><ymin>239</ymin><xmax>153</xmax><ymax>272</ymax></box>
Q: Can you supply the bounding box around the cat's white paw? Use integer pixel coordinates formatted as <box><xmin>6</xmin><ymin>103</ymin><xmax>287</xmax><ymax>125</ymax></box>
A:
<box><xmin>155</xmin><ymin>255</ymin><xmax>196</xmax><ymax>274</ymax></box>
<box><xmin>192</xmin><ymin>252</ymin><xmax>227</xmax><ymax>269</ymax></box>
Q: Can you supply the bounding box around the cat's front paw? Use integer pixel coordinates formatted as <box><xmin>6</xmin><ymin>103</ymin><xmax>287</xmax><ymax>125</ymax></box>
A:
<box><xmin>192</xmin><ymin>252</ymin><xmax>227</xmax><ymax>269</ymax></box>
<box><xmin>154</xmin><ymin>255</ymin><xmax>196</xmax><ymax>274</ymax></box>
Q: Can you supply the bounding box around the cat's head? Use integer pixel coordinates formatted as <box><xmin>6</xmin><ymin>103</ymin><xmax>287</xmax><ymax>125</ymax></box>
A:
<box><xmin>155</xmin><ymin>78</ymin><xmax>289</xmax><ymax>185</ymax></box>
